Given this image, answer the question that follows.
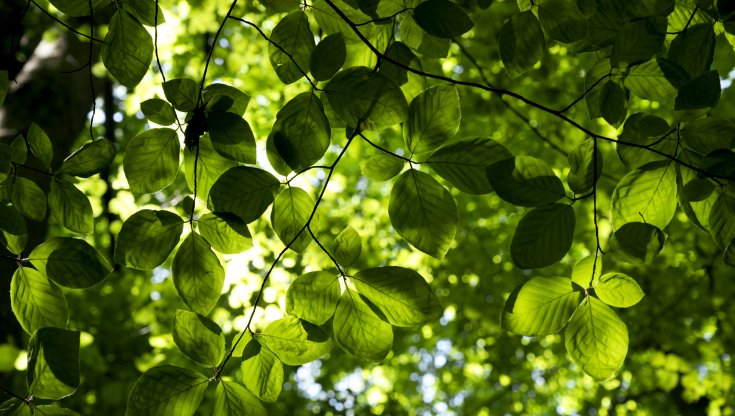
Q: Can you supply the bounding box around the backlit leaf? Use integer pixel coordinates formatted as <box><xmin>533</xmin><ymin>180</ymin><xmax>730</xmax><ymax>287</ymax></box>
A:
<box><xmin>269</xmin><ymin>11</ymin><xmax>315</xmax><ymax>84</ymax></box>
<box><xmin>271</xmin><ymin>92</ymin><xmax>331</xmax><ymax>172</ymax></box>
<box><xmin>27</xmin><ymin>123</ymin><xmax>53</xmax><ymax>169</ymax></box>
<box><xmin>58</xmin><ymin>139</ymin><xmax>116</xmax><ymax>177</ymax></box>
<box><xmin>286</xmin><ymin>271</ymin><xmax>341</xmax><ymax>325</ymax></box>
<box><xmin>333</xmin><ymin>289</ymin><xmax>393</xmax><ymax>362</ymax></box>
<box><xmin>184</xmin><ymin>135</ymin><xmax>237</xmax><ymax>201</ymax></box>
<box><xmin>538</xmin><ymin>0</ymin><xmax>588</xmax><ymax>43</ymax></box>
<box><xmin>10</xmin><ymin>267</ymin><xmax>68</xmax><ymax>335</ymax></box>
<box><xmin>214</xmin><ymin>380</ymin><xmax>267</xmax><ymax>416</ymax></box>
<box><xmin>332</xmin><ymin>226</ymin><xmax>361</xmax><ymax>267</ymax></box>
<box><xmin>413</xmin><ymin>0</ymin><xmax>474</xmax><ymax>38</ymax></box>
<box><xmin>487</xmin><ymin>156</ymin><xmax>566</xmax><ymax>207</ymax></box>
<box><xmin>203</xmin><ymin>84</ymin><xmax>251</xmax><ymax>116</ymax></box>
<box><xmin>115</xmin><ymin>209</ymin><xmax>184</xmax><ymax>269</ymax></box>
<box><xmin>567</xmin><ymin>139</ymin><xmax>603</xmax><ymax>194</ymax></box>
<box><xmin>499</xmin><ymin>11</ymin><xmax>545</xmax><ymax>77</ymax></box>
<box><xmin>270</xmin><ymin>187</ymin><xmax>318</xmax><ymax>252</ymax></box>
<box><xmin>502</xmin><ymin>277</ymin><xmax>582</xmax><ymax>336</ymax></box>
<box><xmin>48</xmin><ymin>178</ymin><xmax>93</xmax><ymax>233</ymax></box>
<box><xmin>0</xmin><ymin>204</ymin><xmax>28</xmax><ymax>254</ymax></box>
<box><xmin>125</xmin><ymin>365</ymin><xmax>208</xmax><ymax>416</ymax></box>
<box><xmin>240</xmin><ymin>341</ymin><xmax>283</xmax><ymax>403</ymax></box>
<box><xmin>362</xmin><ymin>152</ymin><xmax>404</xmax><ymax>181</ymax></box>
<box><xmin>668</xmin><ymin>24</ymin><xmax>715</xmax><ymax>77</ymax></box>
<box><xmin>123</xmin><ymin>128</ymin><xmax>180</xmax><ymax>195</ymax></box>
<box><xmin>611</xmin><ymin>161</ymin><xmax>677</xmax><ymax>229</ymax></box>
<box><xmin>511</xmin><ymin>203</ymin><xmax>576</xmax><ymax>269</ymax></box>
<box><xmin>209</xmin><ymin>166</ymin><xmax>280</xmax><ymax>224</ymax></box>
<box><xmin>172</xmin><ymin>232</ymin><xmax>225</xmax><ymax>316</ymax></box>
<box><xmin>27</xmin><ymin>328</ymin><xmax>79</xmax><ymax>400</ymax></box>
<box><xmin>594</xmin><ymin>273</ymin><xmax>644</xmax><ymax>308</ymax></box>
<box><xmin>310</xmin><ymin>33</ymin><xmax>347</xmax><ymax>82</ymax></box>
<box><xmin>571</xmin><ymin>255</ymin><xmax>602</xmax><ymax>289</ymax></box>
<box><xmin>426</xmin><ymin>138</ymin><xmax>513</xmax><ymax>195</ymax></box>
<box><xmin>172</xmin><ymin>309</ymin><xmax>225</xmax><ymax>367</ymax></box>
<box><xmin>29</xmin><ymin>237</ymin><xmax>112</xmax><ymax>288</ymax></box>
<box><xmin>163</xmin><ymin>78</ymin><xmax>199</xmax><ymax>113</ymax></box>
<box><xmin>141</xmin><ymin>98</ymin><xmax>176</xmax><ymax>125</ymax></box>
<box><xmin>612</xmin><ymin>222</ymin><xmax>665</xmax><ymax>263</ymax></box>
<box><xmin>611</xmin><ymin>17</ymin><xmax>666</xmax><ymax>66</ymax></box>
<box><xmin>404</xmin><ymin>85</ymin><xmax>460</xmax><ymax>156</ymax></box>
<box><xmin>197</xmin><ymin>212</ymin><xmax>252</xmax><ymax>255</ymax></box>
<box><xmin>101</xmin><ymin>11</ymin><xmax>153</xmax><ymax>89</ymax></box>
<box><xmin>11</xmin><ymin>177</ymin><xmax>46</xmax><ymax>221</ymax></box>
<box><xmin>206</xmin><ymin>112</ymin><xmax>257</xmax><ymax>164</ymax></box>
<box><xmin>259</xmin><ymin>316</ymin><xmax>333</xmax><ymax>365</ymax></box>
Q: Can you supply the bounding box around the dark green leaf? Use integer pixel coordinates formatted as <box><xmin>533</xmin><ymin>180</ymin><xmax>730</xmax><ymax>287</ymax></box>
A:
<box><xmin>352</xmin><ymin>266</ymin><xmax>442</xmax><ymax>327</ymax></box>
<box><xmin>207</xmin><ymin>112</ymin><xmax>257</xmax><ymax>164</ymax></box>
<box><xmin>567</xmin><ymin>139</ymin><xmax>603</xmax><ymax>194</ymax></box>
<box><xmin>125</xmin><ymin>0</ymin><xmax>165</xmax><ymax>26</ymax></box>
<box><xmin>332</xmin><ymin>226</ymin><xmax>361</xmax><ymax>267</ymax></box>
<box><xmin>269</xmin><ymin>11</ymin><xmax>315</xmax><ymax>84</ymax></box>
<box><xmin>115</xmin><ymin>209</ymin><xmax>184</xmax><ymax>269</ymax></box>
<box><xmin>48</xmin><ymin>178</ymin><xmax>93</xmax><ymax>233</ymax></box>
<box><xmin>163</xmin><ymin>78</ymin><xmax>199</xmax><ymax>112</ymax></box>
<box><xmin>389</xmin><ymin>170</ymin><xmax>458</xmax><ymax>259</ymax></box>
<box><xmin>624</xmin><ymin>58</ymin><xmax>678</xmax><ymax>102</ymax></box>
<box><xmin>511</xmin><ymin>203</ymin><xmax>576</xmax><ymax>269</ymax></box>
<box><xmin>214</xmin><ymin>379</ymin><xmax>267</xmax><ymax>416</ymax></box>
<box><xmin>58</xmin><ymin>139</ymin><xmax>116</xmax><ymax>177</ymax></box>
<box><xmin>565</xmin><ymin>297</ymin><xmax>629</xmax><ymax>380</ymax></box>
<box><xmin>27</xmin><ymin>327</ymin><xmax>79</xmax><ymax>400</ymax></box>
<box><xmin>613</xmin><ymin>222</ymin><xmax>666</xmax><ymax>263</ymax></box>
<box><xmin>310</xmin><ymin>33</ymin><xmax>347</xmax><ymax>82</ymax></box>
<box><xmin>258</xmin><ymin>0</ymin><xmax>300</xmax><ymax>12</ymax></box>
<box><xmin>29</xmin><ymin>237</ymin><xmax>112</xmax><ymax>288</ymax></box>
<box><xmin>324</xmin><ymin>66</ymin><xmax>409</xmax><ymax>131</ymax></box>
<box><xmin>124</xmin><ymin>365</ymin><xmax>208</xmax><ymax>416</ymax></box>
<box><xmin>0</xmin><ymin>204</ymin><xmax>28</xmax><ymax>254</ymax></box>
<box><xmin>675</xmin><ymin>70</ymin><xmax>721</xmax><ymax>112</ymax></box>
<box><xmin>668</xmin><ymin>24</ymin><xmax>715</xmax><ymax>77</ymax></box>
<box><xmin>10</xmin><ymin>267</ymin><xmax>68</xmax><ymax>334</ymax></box>
<box><xmin>426</xmin><ymin>138</ymin><xmax>513</xmax><ymax>195</ymax></box>
<box><xmin>26</xmin><ymin>123</ymin><xmax>53</xmax><ymax>169</ymax></box>
<box><xmin>311</xmin><ymin>0</ymin><xmax>375</xmax><ymax>45</ymax></box>
<box><xmin>502</xmin><ymin>277</ymin><xmax>582</xmax><ymax>336</ymax></box>
<box><xmin>198</xmin><ymin>212</ymin><xmax>252</xmax><ymax>254</ymax></box>
<box><xmin>362</xmin><ymin>152</ymin><xmax>404</xmax><ymax>181</ymax></box>
<box><xmin>487</xmin><ymin>156</ymin><xmax>566</xmax><ymax>207</ymax></box>
<box><xmin>172</xmin><ymin>232</ymin><xmax>225</xmax><ymax>316</ymax></box>
<box><xmin>11</xmin><ymin>177</ymin><xmax>46</xmax><ymax>221</ymax></box>
<box><xmin>203</xmin><ymin>84</ymin><xmax>251</xmax><ymax>116</ymax></box>
<box><xmin>413</xmin><ymin>0</ymin><xmax>474</xmax><ymax>38</ymax></box>
<box><xmin>571</xmin><ymin>255</ymin><xmax>602</xmax><ymax>288</ymax></box>
<box><xmin>379</xmin><ymin>42</ymin><xmax>420</xmax><ymax>87</ymax></box>
<box><xmin>709</xmin><ymin>193</ymin><xmax>735</xmax><ymax>248</ymax></box>
<box><xmin>404</xmin><ymin>85</ymin><xmax>460</xmax><ymax>155</ymax></box>
<box><xmin>682</xmin><ymin>178</ymin><xmax>715</xmax><ymax>202</ymax></box>
<box><xmin>538</xmin><ymin>0</ymin><xmax>588</xmax><ymax>43</ymax></box>
<box><xmin>611</xmin><ymin>161</ymin><xmax>677</xmax><ymax>229</ymax></box>
<box><xmin>240</xmin><ymin>341</ymin><xmax>283</xmax><ymax>403</ymax></box>
<box><xmin>617</xmin><ymin>113</ymin><xmax>674</xmax><ymax>168</ymax></box>
<box><xmin>725</xmin><ymin>239</ymin><xmax>735</xmax><ymax>267</ymax></box>
<box><xmin>699</xmin><ymin>149</ymin><xmax>735</xmax><ymax>180</ymax></box>
<box><xmin>172</xmin><ymin>309</ymin><xmax>225</xmax><ymax>367</ymax></box>
<box><xmin>270</xmin><ymin>187</ymin><xmax>318</xmax><ymax>252</ymax></box>
<box><xmin>259</xmin><ymin>316</ymin><xmax>333</xmax><ymax>365</ymax></box>
<box><xmin>123</xmin><ymin>128</ymin><xmax>180</xmax><ymax>195</ymax></box>
<box><xmin>10</xmin><ymin>135</ymin><xmax>27</xmax><ymax>165</ymax></box>
<box><xmin>272</xmin><ymin>92</ymin><xmax>331</xmax><ymax>171</ymax></box>
<box><xmin>48</xmin><ymin>0</ymin><xmax>110</xmax><ymax>17</ymax></box>
<box><xmin>680</xmin><ymin>117</ymin><xmax>735</xmax><ymax>155</ymax></box>
<box><xmin>400</xmin><ymin>14</ymin><xmax>450</xmax><ymax>58</ymax></box>
<box><xmin>286</xmin><ymin>271</ymin><xmax>341</xmax><ymax>325</ymax></box>
<box><xmin>333</xmin><ymin>289</ymin><xmax>393</xmax><ymax>362</ymax></box>
<box><xmin>209</xmin><ymin>166</ymin><xmax>280</xmax><ymax>224</ymax></box>
<box><xmin>611</xmin><ymin>17</ymin><xmax>666</xmax><ymax>66</ymax></box>
<box><xmin>184</xmin><ymin>136</ymin><xmax>237</xmax><ymax>201</ymax></box>
<box><xmin>0</xmin><ymin>71</ymin><xmax>7</xmax><ymax>106</ymax></box>
<box><xmin>101</xmin><ymin>11</ymin><xmax>153</xmax><ymax>89</ymax></box>
<box><xmin>594</xmin><ymin>273</ymin><xmax>644</xmax><ymax>308</ymax></box>
<box><xmin>141</xmin><ymin>98</ymin><xmax>176</xmax><ymax>125</ymax></box>
<box><xmin>499</xmin><ymin>11</ymin><xmax>545</xmax><ymax>77</ymax></box>
<box><xmin>599</xmin><ymin>81</ymin><xmax>626</xmax><ymax>127</ymax></box>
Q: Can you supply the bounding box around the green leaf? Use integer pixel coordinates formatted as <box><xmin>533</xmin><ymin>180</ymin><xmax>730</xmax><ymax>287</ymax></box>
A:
<box><xmin>10</xmin><ymin>267</ymin><xmax>68</xmax><ymax>334</ymax></box>
<box><xmin>123</xmin><ymin>128</ymin><xmax>180</xmax><ymax>195</ymax></box>
<box><xmin>47</xmin><ymin>0</ymin><xmax>110</xmax><ymax>17</ymax></box>
<box><xmin>101</xmin><ymin>11</ymin><xmax>153</xmax><ymax>89</ymax></box>
<box><xmin>617</xmin><ymin>113</ymin><xmax>673</xmax><ymax>168</ymax></box>
<box><xmin>240</xmin><ymin>340</ymin><xmax>283</xmax><ymax>403</ymax></box>
<box><xmin>611</xmin><ymin>17</ymin><xmax>666</xmax><ymax>66</ymax></box>
<box><xmin>585</xmin><ymin>59</ymin><xmax>611</xmax><ymax>119</ymax></box>
<box><xmin>184</xmin><ymin>136</ymin><xmax>237</xmax><ymax>201</ymax></box>
<box><xmin>312</xmin><ymin>0</ymin><xmax>376</xmax><ymax>45</ymax></box>
<box><xmin>412</xmin><ymin>0</ymin><xmax>474</xmax><ymax>38</ymax></box>
<box><xmin>389</xmin><ymin>170</ymin><xmax>458</xmax><ymax>259</ymax></box>
<box><xmin>198</xmin><ymin>212</ymin><xmax>252</xmax><ymax>254</ymax></box>
<box><xmin>613</xmin><ymin>222</ymin><xmax>665</xmax><ymax>262</ymax></box>
<box><xmin>141</xmin><ymin>98</ymin><xmax>176</xmax><ymax>125</ymax></box>
<box><xmin>48</xmin><ymin>178</ymin><xmax>93</xmax><ymax>233</ymax></box>
<box><xmin>499</xmin><ymin>11</ymin><xmax>545</xmax><ymax>77</ymax></box>
<box><xmin>209</xmin><ymin>167</ymin><xmax>280</xmax><ymax>224</ymax></box>
<box><xmin>115</xmin><ymin>209</ymin><xmax>184</xmax><ymax>269</ymax></box>
<box><xmin>0</xmin><ymin>399</ymin><xmax>26</xmax><ymax>416</ymax></box>
<box><xmin>709</xmin><ymin>193</ymin><xmax>735</xmax><ymax>248</ymax></box>
<box><xmin>379</xmin><ymin>42</ymin><xmax>421</xmax><ymax>87</ymax></box>
<box><xmin>502</xmin><ymin>277</ymin><xmax>583</xmax><ymax>336</ymax></box>
<box><xmin>207</xmin><ymin>112</ymin><xmax>257</xmax><ymax>164</ymax></box>
<box><xmin>258</xmin><ymin>316</ymin><xmax>333</xmax><ymax>365</ymax></box>
<box><xmin>58</xmin><ymin>139</ymin><xmax>116</xmax><ymax>177</ymax></box>
<box><xmin>258</xmin><ymin>0</ymin><xmax>300</xmax><ymax>12</ymax></box>
<box><xmin>29</xmin><ymin>237</ymin><xmax>112</xmax><ymax>288</ymax></box>
<box><xmin>611</xmin><ymin>161</ymin><xmax>677</xmax><ymax>229</ymax></box>
<box><xmin>680</xmin><ymin>117</ymin><xmax>735</xmax><ymax>155</ymax></box>
<box><xmin>675</xmin><ymin>70</ymin><xmax>721</xmax><ymax>112</ymax></box>
<box><xmin>203</xmin><ymin>84</ymin><xmax>251</xmax><ymax>116</ymax></box>
<box><xmin>565</xmin><ymin>297</ymin><xmax>629</xmax><ymax>380</ymax></box>
<box><xmin>333</xmin><ymin>289</ymin><xmax>393</xmax><ymax>362</ymax></box>
<box><xmin>571</xmin><ymin>255</ymin><xmax>602</xmax><ymax>289</ymax></box>
<box><xmin>404</xmin><ymin>85</ymin><xmax>460</xmax><ymax>156</ymax></box>
<box><xmin>163</xmin><ymin>78</ymin><xmax>199</xmax><ymax>112</ymax></box>
<box><xmin>310</xmin><ymin>33</ymin><xmax>347</xmax><ymax>82</ymax></box>
<box><xmin>682</xmin><ymin>178</ymin><xmax>715</xmax><ymax>202</ymax></box>
<box><xmin>270</xmin><ymin>187</ymin><xmax>318</xmax><ymax>252</ymax></box>
<box><xmin>124</xmin><ymin>365</ymin><xmax>208</xmax><ymax>416</ymax></box>
<box><xmin>10</xmin><ymin>135</ymin><xmax>27</xmax><ymax>165</ymax></box>
<box><xmin>214</xmin><ymin>380</ymin><xmax>267</xmax><ymax>416</ymax></box>
<box><xmin>324</xmin><ymin>66</ymin><xmax>409</xmax><ymax>131</ymax></box>
<box><xmin>362</xmin><ymin>152</ymin><xmax>404</xmax><ymax>181</ymax></box>
<box><xmin>269</xmin><ymin>11</ymin><xmax>315</xmax><ymax>84</ymax></box>
<box><xmin>172</xmin><ymin>232</ymin><xmax>225</xmax><ymax>316</ymax></box>
<box><xmin>26</xmin><ymin>123</ymin><xmax>53</xmax><ymax>169</ymax></box>
<box><xmin>0</xmin><ymin>204</ymin><xmax>27</xmax><ymax>254</ymax></box>
<box><xmin>538</xmin><ymin>0</ymin><xmax>588</xmax><ymax>43</ymax></box>
<box><xmin>11</xmin><ymin>177</ymin><xmax>46</xmax><ymax>221</ymax></box>
<box><xmin>623</xmin><ymin>58</ymin><xmax>678</xmax><ymax>102</ymax></box>
<box><xmin>352</xmin><ymin>266</ymin><xmax>442</xmax><ymax>327</ymax></box>
<box><xmin>668</xmin><ymin>24</ymin><xmax>715</xmax><ymax>77</ymax></box>
<box><xmin>27</xmin><ymin>327</ymin><xmax>79</xmax><ymax>400</ymax></box>
<box><xmin>172</xmin><ymin>309</ymin><xmax>225</xmax><ymax>367</ymax></box>
<box><xmin>599</xmin><ymin>81</ymin><xmax>626</xmax><ymax>127</ymax></box>
<box><xmin>271</xmin><ymin>92</ymin><xmax>331</xmax><ymax>172</ymax></box>
<box><xmin>699</xmin><ymin>150</ymin><xmax>735</xmax><ymax>181</ymax></box>
<box><xmin>511</xmin><ymin>203</ymin><xmax>576</xmax><ymax>269</ymax></box>
<box><xmin>332</xmin><ymin>226</ymin><xmax>362</xmax><ymax>267</ymax></box>
<box><xmin>725</xmin><ymin>239</ymin><xmax>735</xmax><ymax>267</ymax></box>
<box><xmin>124</xmin><ymin>0</ymin><xmax>165</xmax><ymax>26</ymax></box>
<box><xmin>266</xmin><ymin>134</ymin><xmax>292</xmax><ymax>176</ymax></box>
<box><xmin>286</xmin><ymin>271</ymin><xmax>341</xmax><ymax>325</ymax></box>
<box><xmin>567</xmin><ymin>139</ymin><xmax>603</xmax><ymax>194</ymax></box>
<box><xmin>594</xmin><ymin>273</ymin><xmax>644</xmax><ymax>308</ymax></box>
<box><xmin>27</xmin><ymin>406</ymin><xmax>81</xmax><ymax>416</ymax></box>
<box><xmin>486</xmin><ymin>156</ymin><xmax>566</xmax><ymax>207</ymax></box>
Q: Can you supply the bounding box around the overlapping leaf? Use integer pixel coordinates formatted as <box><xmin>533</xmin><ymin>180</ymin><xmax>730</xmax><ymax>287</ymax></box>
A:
<box><xmin>172</xmin><ymin>232</ymin><xmax>224</xmax><ymax>316</ymax></box>
<box><xmin>286</xmin><ymin>271</ymin><xmax>341</xmax><ymax>325</ymax></box>
<box><xmin>115</xmin><ymin>210</ymin><xmax>184</xmax><ymax>269</ymax></box>
<box><xmin>502</xmin><ymin>277</ymin><xmax>582</xmax><ymax>336</ymax></box>
<box><xmin>125</xmin><ymin>365</ymin><xmax>208</xmax><ymax>416</ymax></box>
<box><xmin>29</xmin><ymin>237</ymin><xmax>111</xmax><ymax>288</ymax></box>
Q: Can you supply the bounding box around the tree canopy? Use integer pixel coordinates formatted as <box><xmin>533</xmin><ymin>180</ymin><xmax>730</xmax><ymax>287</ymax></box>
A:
<box><xmin>1</xmin><ymin>0</ymin><xmax>734</xmax><ymax>414</ymax></box>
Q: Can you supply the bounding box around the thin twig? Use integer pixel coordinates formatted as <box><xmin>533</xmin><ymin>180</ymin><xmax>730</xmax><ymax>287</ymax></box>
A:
<box><xmin>29</xmin><ymin>0</ymin><xmax>103</xmax><ymax>43</ymax></box>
